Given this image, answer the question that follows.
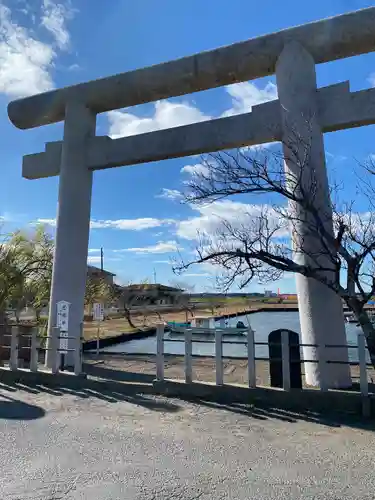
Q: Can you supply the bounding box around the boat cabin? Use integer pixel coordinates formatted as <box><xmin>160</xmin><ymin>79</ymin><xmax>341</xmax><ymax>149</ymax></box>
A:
<box><xmin>190</xmin><ymin>316</ymin><xmax>216</xmax><ymax>329</ymax></box>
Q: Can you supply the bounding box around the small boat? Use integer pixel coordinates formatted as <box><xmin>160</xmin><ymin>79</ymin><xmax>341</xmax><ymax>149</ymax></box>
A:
<box><xmin>166</xmin><ymin>315</ymin><xmax>253</xmax><ymax>337</ymax></box>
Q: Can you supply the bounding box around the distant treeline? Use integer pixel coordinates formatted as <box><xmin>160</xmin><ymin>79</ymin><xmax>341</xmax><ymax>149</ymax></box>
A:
<box><xmin>189</xmin><ymin>293</ymin><xmax>264</xmax><ymax>298</ymax></box>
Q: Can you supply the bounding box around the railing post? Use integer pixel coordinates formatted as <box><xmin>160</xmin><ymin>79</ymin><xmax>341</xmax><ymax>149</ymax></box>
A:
<box><xmin>247</xmin><ymin>327</ymin><xmax>256</xmax><ymax>388</ymax></box>
<box><xmin>156</xmin><ymin>324</ymin><xmax>165</xmax><ymax>381</ymax></box>
<box><xmin>358</xmin><ymin>332</ymin><xmax>370</xmax><ymax>417</ymax></box>
<box><xmin>185</xmin><ymin>329</ymin><xmax>193</xmax><ymax>383</ymax></box>
<box><xmin>30</xmin><ymin>328</ymin><xmax>39</xmax><ymax>372</ymax></box>
<box><xmin>74</xmin><ymin>328</ymin><xmax>82</xmax><ymax>376</ymax></box>
<box><xmin>9</xmin><ymin>326</ymin><xmax>19</xmax><ymax>371</ymax></box>
<box><xmin>215</xmin><ymin>329</ymin><xmax>223</xmax><ymax>386</ymax></box>
<box><xmin>51</xmin><ymin>327</ymin><xmax>60</xmax><ymax>374</ymax></box>
<box><xmin>281</xmin><ymin>329</ymin><xmax>291</xmax><ymax>391</ymax></box>
<box><xmin>318</xmin><ymin>341</ymin><xmax>328</xmax><ymax>392</ymax></box>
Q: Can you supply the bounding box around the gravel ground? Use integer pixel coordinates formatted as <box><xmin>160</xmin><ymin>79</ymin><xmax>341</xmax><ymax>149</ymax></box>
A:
<box><xmin>1</xmin><ymin>384</ymin><xmax>375</xmax><ymax>499</ymax></box>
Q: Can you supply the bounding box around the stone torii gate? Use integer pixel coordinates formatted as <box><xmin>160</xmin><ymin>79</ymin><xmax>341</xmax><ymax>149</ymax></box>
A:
<box><xmin>7</xmin><ymin>7</ymin><xmax>375</xmax><ymax>387</ymax></box>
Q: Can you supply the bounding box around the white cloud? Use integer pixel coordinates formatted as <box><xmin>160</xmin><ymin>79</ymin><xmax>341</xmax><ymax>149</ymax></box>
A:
<box><xmin>183</xmin><ymin>273</ymin><xmax>210</xmax><ymax>277</ymax></box>
<box><xmin>37</xmin><ymin>218</ymin><xmax>57</xmax><ymax>226</ymax></box>
<box><xmin>222</xmin><ymin>81</ymin><xmax>278</xmax><ymax>117</ymax></box>
<box><xmin>88</xmin><ymin>248</ymin><xmax>101</xmax><ymax>253</ymax></box>
<box><xmin>240</xmin><ymin>142</ymin><xmax>276</xmax><ymax>153</ymax></box>
<box><xmin>117</xmin><ymin>240</ymin><xmax>182</xmax><ymax>255</ymax></box>
<box><xmin>156</xmin><ymin>188</ymin><xmax>183</xmax><ymax>201</ymax></box>
<box><xmin>181</xmin><ymin>163</ymin><xmax>209</xmax><ymax>176</ymax></box>
<box><xmin>176</xmin><ymin>200</ymin><xmax>288</xmax><ymax>241</ymax></box>
<box><xmin>154</xmin><ymin>260</ymin><xmax>171</xmax><ymax>264</ymax></box>
<box><xmin>107</xmin><ymin>81</ymin><xmax>277</xmax><ymax>140</ymax></box>
<box><xmin>89</xmin><ymin>218</ymin><xmax>174</xmax><ymax>231</ymax></box>
<box><xmin>87</xmin><ymin>255</ymin><xmax>120</xmax><ymax>264</ymax></box>
<box><xmin>40</xmin><ymin>0</ymin><xmax>73</xmax><ymax>50</ymax></box>
<box><xmin>87</xmin><ymin>255</ymin><xmax>102</xmax><ymax>264</ymax></box>
<box><xmin>108</xmin><ymin>100</ymin><xmax>210</xmax><ymax>139</ymax></box>
<box><xmin>67</xmin><ymin>62</ymin><xmax>79</xmax><ymax>71</ymax></box>
<box><xmin>0</xmin><ymin>1</ymin><xmax>74</xmax><ymax>98</ymax></box>
<box><xmin>37</xmin><ymin>217</ymin><xmax>174</xmax><ymax>231</ymax></box>
<box><xmin>368</xmin><ymin>73</ymin><xmax>375</xmax><ymax>87</ymax></box>
<box><xmin>325</xmin><ymin>151</ymin><xmax>348</xmax><ymax>163</ymax></box>
<box><xmin>0</xmin><ymin>4</ymin><xmax>54</xmax><ymax>97</ymax></box>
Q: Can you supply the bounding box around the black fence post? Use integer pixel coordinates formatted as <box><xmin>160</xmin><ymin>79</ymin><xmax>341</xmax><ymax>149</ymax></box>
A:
<box><xmin>268</xmin><ymin>329</ymin><xmax>302</xmax><ymax>389</ymax></box>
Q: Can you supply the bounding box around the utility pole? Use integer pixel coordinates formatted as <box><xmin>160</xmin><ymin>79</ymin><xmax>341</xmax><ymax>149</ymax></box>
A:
<box><xmin>100</xmin><ymin>247</ymin><xmax>104</xmax><ymax>271</ymax></box>
<box><xmin>153</xmin><ymin>268</ymin><xmax>157</xmax><ymax>284</ymax></box>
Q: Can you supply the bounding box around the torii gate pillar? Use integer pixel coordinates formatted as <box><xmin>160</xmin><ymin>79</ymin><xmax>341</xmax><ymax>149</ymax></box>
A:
<box><xmin>46</xmin><ymin>103</ymin><xmax>96</xmax><ymax>367</ymax></box>
<box><xmin>276</xmin><ymin>42</ymin><xmax>351</xmax><ymax>387</ymax></box>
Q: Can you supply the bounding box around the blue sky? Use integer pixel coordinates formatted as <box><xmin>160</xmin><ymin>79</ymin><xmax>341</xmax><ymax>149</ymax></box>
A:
<box><xmin>1</xmin><ymin>0</ymin><xmax>375</xmax><ymax>293</ymax></box>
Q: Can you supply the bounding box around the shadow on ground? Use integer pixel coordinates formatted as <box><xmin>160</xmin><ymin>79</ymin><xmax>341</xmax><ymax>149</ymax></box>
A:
<box><xmin>1</xmin><ymin>362</ymin><xmax>374</xmax><ymax>428</ymax></box>
<box><xmin>83</xmin><ymin>361</ymin><xmax>155</xmax><ymax>384</ymax></box>
<box><xmin>0</xmin><ymin>393</ymin><xmax>45</xmax><ymax>420</ymax></box>
<box><xmin>0</xmin><ymin>379</ymin><xmax>180</xmax><ymax>413</ymax></box>
<box><xmin>178</xmin><ymin>394</ymin><xmax>375</xmax><ymax>431</ymax></box>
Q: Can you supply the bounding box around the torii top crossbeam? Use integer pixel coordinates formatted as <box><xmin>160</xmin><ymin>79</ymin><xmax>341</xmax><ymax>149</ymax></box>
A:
<box><xmin>7</xmin><ymin>6</ymin><xmax>375</xmax><ymax>130</ymax></box>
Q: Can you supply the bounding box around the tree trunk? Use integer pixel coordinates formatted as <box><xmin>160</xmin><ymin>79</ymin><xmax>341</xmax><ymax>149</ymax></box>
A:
<box><xmin>123</xmin><ymin>306</ymin><xmax>136</xmax><ymax>329</ymax></box>
<box><xmin>15</xmin><ymin>309</ymin><xmax>21</xmax><ymax>324</ymax></box>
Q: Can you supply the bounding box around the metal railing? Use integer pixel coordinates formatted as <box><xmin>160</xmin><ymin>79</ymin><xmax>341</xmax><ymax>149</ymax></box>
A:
<box><xmin>0</xmin><ymin>326</ymin><xmax>83</xmax><ymax>376</ymax></box>
<box><xmin>155</xmin><ymin>325</ymin><xmax>371</xmax><ymax>398</ymax></box>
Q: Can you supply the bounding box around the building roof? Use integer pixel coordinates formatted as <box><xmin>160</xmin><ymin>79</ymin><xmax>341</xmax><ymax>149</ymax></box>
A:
<box><xmin>87</xmin><ymin>265</ymin><xmax>116</xmax><ymax>277</ymax></box>
<box><xmin>121</xmin><ymin>283</ymin><xmax>181</xmax><ymax>293</ymax></box>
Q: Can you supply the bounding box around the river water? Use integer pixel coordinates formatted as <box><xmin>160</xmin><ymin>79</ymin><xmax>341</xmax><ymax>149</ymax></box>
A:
<box><xmin>102</xmin><ymin>311</ymin><xmax>365</xmax><ymax>362</ymax></box>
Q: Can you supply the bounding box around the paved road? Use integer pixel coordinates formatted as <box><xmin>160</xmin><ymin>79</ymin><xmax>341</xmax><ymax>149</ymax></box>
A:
<box><xmin>0</xmin><ymin>385</ymin><xmax>375</xmax><ymax>499</ymax></box>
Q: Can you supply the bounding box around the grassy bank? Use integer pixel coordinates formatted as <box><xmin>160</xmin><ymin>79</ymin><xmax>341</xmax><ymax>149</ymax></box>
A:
<box><xmin>10</xmin><ymin>298</ymin><xmax>299</xmax><ymax>345</ymax></box>
<box><xmin>82</xmin><ymin>300</ymin><xmax>299</xmax><ymax>342</ymax></box>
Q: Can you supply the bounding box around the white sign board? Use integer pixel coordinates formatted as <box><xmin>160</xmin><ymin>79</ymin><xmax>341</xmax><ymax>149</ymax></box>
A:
<box><xmin>57</xmin><ymin>300</ymin><xmax>70</xmax><ymax>354</ymax></box>
<box><xmin>93</xmin><ymin>303</ymin><xmax>104</xmax><ymax>321</ymax></box>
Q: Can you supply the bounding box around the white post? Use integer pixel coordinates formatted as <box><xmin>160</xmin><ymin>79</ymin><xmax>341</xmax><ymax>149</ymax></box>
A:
<box><xmin>30</xmin><ymin>328</ymin><xmax>39</xmax><ymax>372</ymax></box>
<box><xmin>10</xmin><ymin>327</ymin><xmax>19</xmax><ymax>371</ymax></box>
<box><xmin>215</xmin><ymin>329</ymin><xmax>223</xmax><ymax>386</ymax></box>
<box><xmin>93</xmin><ymin>303</ymin><xmax>103</xmax><ymax>357</ymax></box>
<box><xmin>51</xmin><ymin>327</ymin><xmax>60</xmax><ymax>374</ymax></box>
<box><xmin>247</xmin><ymin>327</ymin><xmax>256</xmax><ymax>388</ymax></box>
<box><xmin>74</xmin><ymin>338</ymin><xmax>82</xmax><ymax>375</ymax></box>
<box><xmin>281</xmin><ymin>330</ymin><xmax>291</xmax><ymax>391</ymax></box>
<box><xmin>185</xmin><ymin>329</ymin><xmax>193</xmax><ymax>383</ymax></box>
<box><xmin>74</xmin><ymin>330</ymin><xmax>82</xmax><ymax>376</ymax></box>
<box><xmin>156</xmin><ymin>324</ymin><xmax>165</xmax><ymax>381</ymax></box>
<box><xmin>318</xmin><ymin>341</ymin><xmax>328</xmax><ymax>391</ymax></box>
<box><xmin>358</xmin><ymin>332</ymin><xmax>369</xmax><ymax>391</ymax></box>
<box><xmin>96</xmin><ymin>322</ymin><xmax>100</xmax><ymax>357</ymax></box>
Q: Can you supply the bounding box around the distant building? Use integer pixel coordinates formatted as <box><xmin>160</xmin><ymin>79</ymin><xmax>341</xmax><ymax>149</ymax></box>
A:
<box><xmin>264</xmin><ymin>290</ymin><xmax>277</xmax><ymax>298</ymax></box>
<box><xmin>87</xmin><ymin>265</ymin><xmax>115</xmax><ymax>285</ymax></box>
<box><xmin>118</xmin><ymin>283</ymin><xmax>186</xmax><ymax>307</ymax></box>
<box><xmin>279</xmin><ymin>294</ymin><xmax>298</xmax><ymax>301</ymax></box>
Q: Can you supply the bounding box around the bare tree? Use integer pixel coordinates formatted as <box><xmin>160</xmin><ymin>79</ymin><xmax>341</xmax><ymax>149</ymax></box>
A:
<box><xmin>169</xmin><ymin>280</ymin><xmax>196</xmax><ymax>322</ymax></box>
<box><xmin>113</xmin><ymin>280</ymin><xmax>151</xmax><ymax>329</ymax></box>
<box><xmin>174</xmin><ymin>140</ymin><xmax>375</xmax><ymax>366</ymax></box>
